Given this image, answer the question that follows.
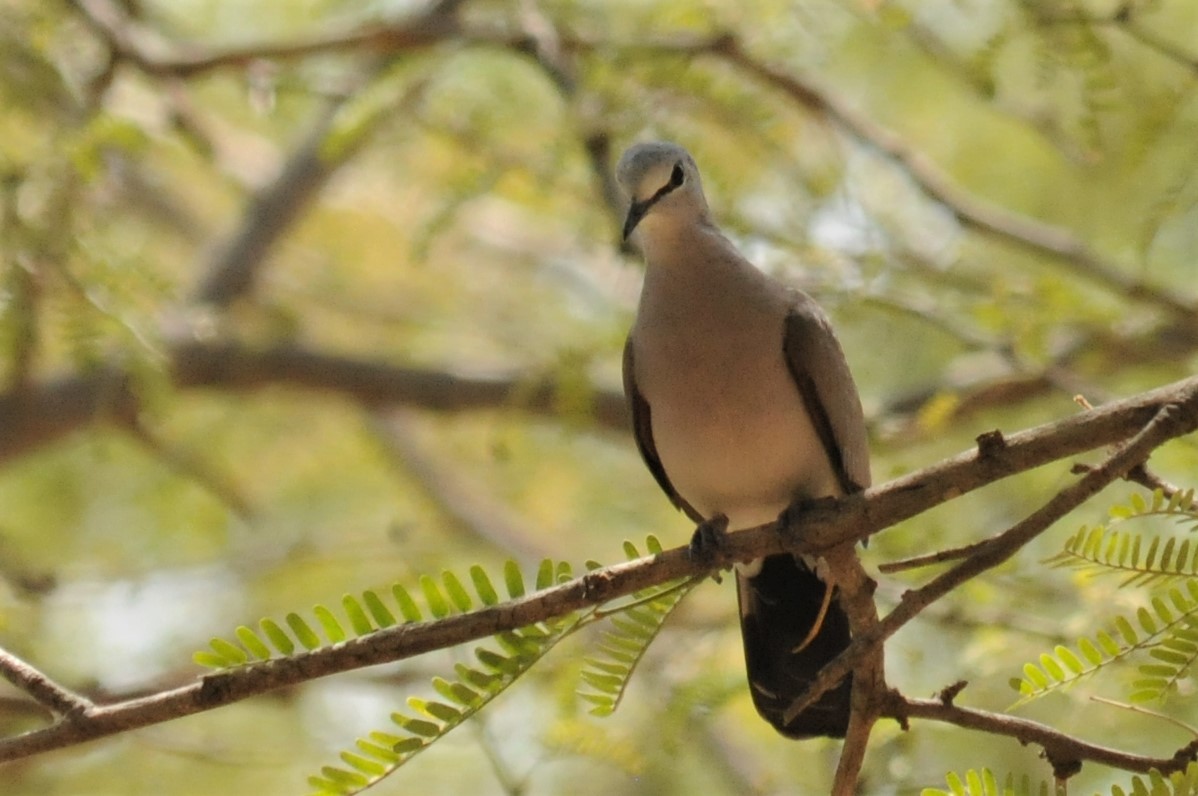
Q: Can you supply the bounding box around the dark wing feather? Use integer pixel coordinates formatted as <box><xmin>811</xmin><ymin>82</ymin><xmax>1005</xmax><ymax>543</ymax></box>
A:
<box><xmin>622</xmin><ymin>337</ymin><xmax>703</xmax><ymax>523</ymax></box>
<box><xmin>781</xmin><ymin>300</ymin><xmax>871</xmax><ymax>495</ymax></box>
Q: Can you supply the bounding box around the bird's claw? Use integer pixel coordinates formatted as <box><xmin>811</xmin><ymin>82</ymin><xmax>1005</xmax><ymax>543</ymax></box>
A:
<box><xmin>689</xmin><ymin>514</ymin><xmax>730</xmax><ymax>567</ymax></box>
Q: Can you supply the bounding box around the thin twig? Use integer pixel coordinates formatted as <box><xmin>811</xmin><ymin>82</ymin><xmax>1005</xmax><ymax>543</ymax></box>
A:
<box><xmin>1037</xmin><ymin>5</ymin><xmax>1198</xmax><ymax>76</ymax></box>
<box><xmin>1089</xmin><ymin>696</ymin><xmax>1198</xmax><ymax>740</ymax></box>
<box><xmin>887</xmin><ymin>692</ymin><xmax>1198</xmax><ymax>775</ymax></box>
<box><xmin>878</xmin><ymin>537</ymin><xmax>991</xmax><ymax>573</ymax></box>
<box><xmin>0</xmin><ymin>648</ymin><xmax>92</xmax><ymax>717</ymax></box>
<box><xmin>126</xmin><ymin>420</ymin><xmax>254</xmax><ymax>520</ymax></box>
<box><xmin>1124</xmin><ymin>464</ymin><xmax>1198</xmax><ymax>510</ymax></box>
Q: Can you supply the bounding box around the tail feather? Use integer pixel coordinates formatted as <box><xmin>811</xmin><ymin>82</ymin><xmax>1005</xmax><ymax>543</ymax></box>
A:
<box><xmin>736</xmin><ymin>553</ymin><xmax>852</xmax><ymax>738</ymax></box>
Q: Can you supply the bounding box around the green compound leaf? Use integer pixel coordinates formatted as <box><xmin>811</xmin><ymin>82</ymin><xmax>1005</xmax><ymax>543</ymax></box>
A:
<box><xmin>1047</xmin><ymin>491</ymin><xmax>1198</xmax><ymax>586</ymax></box>
<box><xmin>922</xmin><ymin>768</ymin><xmax>1047</xmax><ymax>796</ymax></box>
<box><xmin>1011</xmin><ymin>585</ymin><xmax>1198</xmax><ymax>706</ymax></box>
<box><xmin>293</xmin><ymin>552</ymin><xmax>668</xmax><ymax>795</ymax></box>
<box><xmin>578</xmin><ymin>539</ymin><xmax>702</xmax><ymax>717</ymax></box>
<box><xmin>196</xmin><ymin>541</ymin><xmax>702</xmax><ymax>796</ymax></box>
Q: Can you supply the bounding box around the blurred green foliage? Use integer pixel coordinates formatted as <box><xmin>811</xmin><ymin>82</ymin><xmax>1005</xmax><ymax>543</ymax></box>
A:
<box><xmin>1</xmin><ymin>0</ymin><xmax>1198</xmax><ymax>794</ymax></box>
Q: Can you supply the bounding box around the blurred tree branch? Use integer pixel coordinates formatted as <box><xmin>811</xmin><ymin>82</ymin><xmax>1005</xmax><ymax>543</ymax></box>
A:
<box><xmin>60</xmin><ymin>3</ymin><xmax>1198</xmax><ymax>436</ymax></box>
<box><xmin>0</xmin><ymin>339</ymin><xmax>630</xmax><ymax>465</ymax></box>
<box><xmin>368</xmin><ymin>409</ymin><xmax>556</xmax><ymax>563</ymax></box>
<box><xmin>72</xmin><ymin>0</ymin><xmax>467</xmax><ymax>77</ymax></box>
<box><xmin>64</xmin><ymin>1</ymin><xmax>1198</xmax><ymax>327</ymax></box>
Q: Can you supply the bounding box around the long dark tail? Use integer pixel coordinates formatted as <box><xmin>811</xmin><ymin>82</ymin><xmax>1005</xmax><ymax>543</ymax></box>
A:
<box><xmin>736</xmin><ymin>553</ymin><xmax>852</xmax><ymax>738</ymax></box>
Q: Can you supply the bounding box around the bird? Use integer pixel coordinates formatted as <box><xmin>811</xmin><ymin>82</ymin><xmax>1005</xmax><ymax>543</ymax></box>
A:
<box><xmin>616</xmin><ymin>141</ymin><xmax>871</xmax><ymax>739</ymax></box>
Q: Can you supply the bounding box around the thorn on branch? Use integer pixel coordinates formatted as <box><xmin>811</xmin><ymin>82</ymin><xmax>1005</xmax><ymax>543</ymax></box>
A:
<box><xmin>581</xmin><ymin>568</ymin><xmax>612</xmax><ymax>601</ymax></box>
<box><xmin>876</xmin><ymin>685</ymin><xmax>910</xmax><ymax>728</ymax></box>
<box><xmin>936</xmin><ymin>680</ymin><xmax>968</xmax><ymax>706</ymax></box>
<box><xmin>1045</xmin><ymin>752</ymin><xmax>1082</xmax><ymax>782</ymax></box>
<box><xmin>975</xmin><ymin>429</ymin><xmax>1007</xmax><ymax>458</ymax></box>
<box><xmin>197</xmin><ymin>671</ymin><xmax>236</xmax><ymax>707</ymax></box>
<box><xmin>1171</xmin><ymin>739</ymin><xmax>1198</xmax><ymax>768</ymax></box>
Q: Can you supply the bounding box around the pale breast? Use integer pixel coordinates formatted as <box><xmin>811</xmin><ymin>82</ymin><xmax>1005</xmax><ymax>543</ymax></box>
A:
<box><xmin>634</xmin><ymin>314</ymin><xmax>841</xmax><ymax>530</ymax></box>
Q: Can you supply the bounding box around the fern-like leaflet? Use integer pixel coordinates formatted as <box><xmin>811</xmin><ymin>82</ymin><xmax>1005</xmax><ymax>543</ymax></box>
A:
<box><xmin>194</xmin><ymin>536</ymin><xmax>700</xmax><ymax>795</ymax></box>
<box><xmin>926</xmin><ymin>763</ymin><xmax>1198</xmax><ymax>796</ymax></box>
<box><xmin>1109</xmin><ymin>763</ymin><xmax>1198</xmax><ymax>796</ymax></box>
<box><xmin>922</xmin><ymin>768</ymin><xmax>1046</xmax><ymax>796</ymax></box>
<box><xmin>578</xmin><ymin>536</ymin><xmax>702</xmax><ymax>716</ymax></box>
<box><xmin>1046</xmin><ymin>489</ymin><xmax>1198</xmax><ymax>586</ymax></box>
<box><xmin>313</xmin><ymin>573</ymin><xmax>582</xmax><ymax>793</ymax></box>
<box><xmin>1011</xmin><ymin>581</ymin><xmax>1198</xmax><ymax>705</ymax></box>
<box><xmin>1012</xmin><ymin>490</ymin><xmax>1198</xmax><ymax>706</ymax></box>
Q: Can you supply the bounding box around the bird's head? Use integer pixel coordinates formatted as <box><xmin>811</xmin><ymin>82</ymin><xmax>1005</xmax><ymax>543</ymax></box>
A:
<box><xmin>615</xmin><ymin>142</ymin><xmax>709</xmax><ymax>242</ymax></box>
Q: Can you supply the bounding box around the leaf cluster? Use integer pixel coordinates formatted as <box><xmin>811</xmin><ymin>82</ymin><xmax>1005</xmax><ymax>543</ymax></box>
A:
<box><xmin>925</xmin><ymin>763</ymin><xmax>1198</xmax><ymax>796</ymax></box>
<box><xmin>1011</xmin><ymin>489</ymin><xmax>1198</xmax><ymax>705</ymax></box>
<box><xmin>194</xmin><ymin>536</ymin><xmax>699</xmax><ymax>794</ymax></box>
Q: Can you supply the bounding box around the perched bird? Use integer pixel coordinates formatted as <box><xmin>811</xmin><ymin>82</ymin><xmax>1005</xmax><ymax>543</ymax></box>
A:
<box><xmin>617</xmin><ymin>141</ymin><xmax>870</xmax><ymax>738</ymax></box>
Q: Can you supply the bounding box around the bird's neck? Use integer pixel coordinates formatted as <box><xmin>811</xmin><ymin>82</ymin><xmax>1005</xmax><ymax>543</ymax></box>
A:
<box><xmin>635</xmin><ymin>212</ymin><xmax>722</xmax><ymax>264</ymax></box>
<box><xmin>639</xmin><ymin>221</ymin><xmax>770</xmax><ymax>302</ymax></box>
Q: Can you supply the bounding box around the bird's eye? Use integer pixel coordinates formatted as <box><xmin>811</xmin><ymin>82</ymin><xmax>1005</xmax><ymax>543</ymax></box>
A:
<box><xmin>669</xmin><ymin>163</ymin><xmax>685</xmax><ymax>187</ymax></box>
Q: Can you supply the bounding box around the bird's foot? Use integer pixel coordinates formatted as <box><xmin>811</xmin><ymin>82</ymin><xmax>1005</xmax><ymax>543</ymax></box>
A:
<box><xmin>776</xmin><ymin>501</ymin><xmax>809</xmax><ymax>564</ymax></box>
<box><xmin>777</xmin><ymin>499</ymin><xmax>835</xmax><ymax>577</ymax></box>
<box><xmin>776</xmin><ymin>495</ymin><xmax>836</xmax><ymax>533</ymax></box>
<box><xmin>776</xmin><ymin>500</ymin><xmax>802</xmax><ymax>535</ymax></box>
<box><xmin>689</xmin><ymin>514</ymin><xmax>730</xmax><ymax>571</ymax></box>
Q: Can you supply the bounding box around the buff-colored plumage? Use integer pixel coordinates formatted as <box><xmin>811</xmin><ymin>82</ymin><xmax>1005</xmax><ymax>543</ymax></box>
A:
<box><xmin>618</xmin><ymin>141</ymin><xmax>869</xmax><ymax>738</ymax></box>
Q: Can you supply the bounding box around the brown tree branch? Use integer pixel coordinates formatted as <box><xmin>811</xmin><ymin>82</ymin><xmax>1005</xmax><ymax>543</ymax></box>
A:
<box><xmin>71</xmin><ymin>0</ymin><xmax>466</xmax><ymax>77</ymax></box>
<box><xmin>0</xmin><ymin>374</ymin><xmax>1194</xmax><ymax>765</ymax></box>
<box><xmin>0</xmin><ymin>648</ymin><xmax>92</xmax><ymax>718</ymax></box>
<box><xmin>190</xmin><ymin>98</ymin><xmax>352</xmax><ymax>306</ymax></box>
<box><xmin>886</xmin><ymin>691</ymin><xmax>1198</xmax><ymax>776</ymax></box>
<box><xmin>782</xmin><ymin>396</ymin><xmax>1198</xmax><ymax>732</ymax></box>
<box><xmin>0</xmin><ymin>340</ymin><xmax>630</xmax><ymax>465</ymax></box>
<box><xmin>826</xmin><ymin>545</ymin><xmax>883</xmax><ymax>796</ymax></box>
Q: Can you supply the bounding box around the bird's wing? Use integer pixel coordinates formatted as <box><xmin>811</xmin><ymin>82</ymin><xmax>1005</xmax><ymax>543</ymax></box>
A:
<box><xmin>622</xmin><ymin>337</ymin><xmax>704</xmax><ymax>523</ymax></box>
<box><xmin>782</xmin><ymin>296</ymin><xmax>871</xmax><ymax>495</ymax></box>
